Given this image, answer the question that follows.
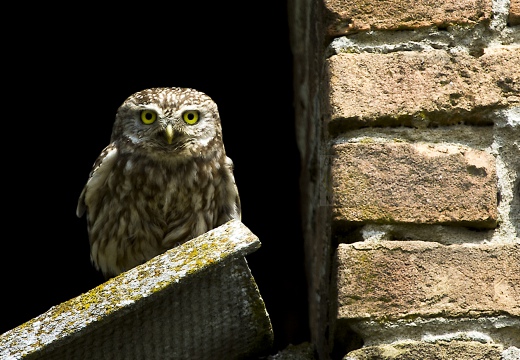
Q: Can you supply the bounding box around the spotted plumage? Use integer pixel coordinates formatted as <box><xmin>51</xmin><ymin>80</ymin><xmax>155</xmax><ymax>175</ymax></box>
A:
<box><xmin>77</xmin><ymin>87</ymin><xmax>241</xmax><ymax>278</ymax></box>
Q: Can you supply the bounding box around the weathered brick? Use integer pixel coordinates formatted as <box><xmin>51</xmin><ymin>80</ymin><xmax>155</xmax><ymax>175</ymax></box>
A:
<box><xmin>327</xmin><ymin>47</ymin><xmax>520</xmax><ymax>134</ymax></box>
<box><xmin>324</xmin><ymin>0</ymin><xmax>492</xmax><ymax>35</ymax></box>
<box><xmin>331</xmin><ymin>142</ymin><xmax>497</xmax><ymax>228</ymax></box>
<box><xmin>344</xmin><ymin>341</ymin><xmax>504</xmax><ymax>360</ymax></box>
<box><xmin>333</xmin><ymin>241</ymin><xmax>520</xmax><ymax>320</ymax></box>
<box><xmin>510</xmin><ymin>0</ymin><xmax>520</xmax><ymax>26</ymax></box>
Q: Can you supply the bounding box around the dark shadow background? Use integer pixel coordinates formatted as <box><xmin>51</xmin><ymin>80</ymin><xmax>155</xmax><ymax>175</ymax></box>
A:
<box><xmin>2</xmin><ymin>1</ymin><xmax>309</xmax><ymax>354</ymax></box>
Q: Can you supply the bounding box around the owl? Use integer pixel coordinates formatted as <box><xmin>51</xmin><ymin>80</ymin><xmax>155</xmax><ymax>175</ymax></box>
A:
<box><xmin>77</xmin><ymin>87</ymin><xmax>241</xmax><ymax>279</ymax></box>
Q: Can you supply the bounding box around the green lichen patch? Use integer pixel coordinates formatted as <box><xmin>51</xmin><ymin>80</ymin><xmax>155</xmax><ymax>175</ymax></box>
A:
<box><xmin>0</xmin><ymin>219</ymin><xmax>262</xmax><ymax>359</ymax></box>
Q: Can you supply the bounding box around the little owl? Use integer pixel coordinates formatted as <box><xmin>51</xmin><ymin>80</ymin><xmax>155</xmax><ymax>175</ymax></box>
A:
<box><xmin>77</xmin><ymin>87</ymin><xmax>241</xmax><ymax>279</ymax></box>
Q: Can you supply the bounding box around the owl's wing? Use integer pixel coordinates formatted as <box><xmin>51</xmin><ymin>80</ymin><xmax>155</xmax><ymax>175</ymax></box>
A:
<box><xmin>76</xmin><ymin>143</ymin><xmax>118</xmax><ymax>218</ymax></box>
<box><xmin>225</xmin><ymin>156</ymin><xmax>242</xmax><ymax>221</ymax></box>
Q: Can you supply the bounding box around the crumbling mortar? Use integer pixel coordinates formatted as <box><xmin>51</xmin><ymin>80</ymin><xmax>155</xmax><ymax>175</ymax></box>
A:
<box><xmin>326</xmin><ymin>0</ymin><xmax>518</xmax><ymax>58</ymax></box>
<box><xmin>346</xmin><ymin>315</ymin><xmax>520</xmax><ymax>348</ymax></box>
<box><xmin>328</xmin><ymin>106</ymin><xmax>519</xmax><ymax>244</ymax></box>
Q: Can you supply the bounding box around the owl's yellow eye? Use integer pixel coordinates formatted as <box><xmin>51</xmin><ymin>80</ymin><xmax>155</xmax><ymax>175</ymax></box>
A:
<box><xmin>183</xmin><ymin>110</ymin><xmax>199</xmax><ymax>125</ymax></box>
<box><xmin>140</xmin><ymin>110</ymin><xmax>157</xmax><ymax>125</ymax></box>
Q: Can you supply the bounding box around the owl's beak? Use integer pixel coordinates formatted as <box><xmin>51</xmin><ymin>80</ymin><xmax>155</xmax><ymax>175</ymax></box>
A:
<box><xmin>165</xmin><ymin>124</ymin><xmax>174</xmax><ymax>144</ymax></box>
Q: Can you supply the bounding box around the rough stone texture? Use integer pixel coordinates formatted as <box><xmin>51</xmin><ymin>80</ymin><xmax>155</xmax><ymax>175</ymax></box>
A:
<box><xmin>503</xmin><ymin>346</ymin><xmax>520</xmax><ymax>360</ymax></box>
<box><xmin>288</xmin><ymin>0</ymin><xmax>520</xmax><ymax>358</ymax></box>
<box><xmin>510</xmin><ymin>0</ymin><xmax>520</xmax><ymax>26</ymax></box>
<box><xmin>343</xmin><ymin>341</ymin><xmax>503</xmax><ymax>360</ymax></box>
<box><xmin>330</xmin><ymin>141</ymin><xmax>497</xmax><ymax>229</ymax></box>
<box><xmin>324</xmin><ymin>0</ymin><xmax>492</xmax><ymax>36</ymax></box>
<box><xmin>0</xmin><ymin>220</ymin><xmax>273</xmax><ymax>360</ymax></box>
<box><xmin>326</xmin><ymin>46</ymin><xmax>520</xmax><ymax>135</ymax></box>
<box><xmin>333</xmin><ymin>241</ymin><xmax>520</xmax><ymax>320</ymax></box>
<box><xmin>492</xmin><ymin>107</ymin><xmax>520</xmax><ymax>242</ymax></box>
<box><xmin>343</xmin><ymin>315</ymin><xmax>520</xmax><ymax>350</ymax></box>
<box><xmin>268</xmin><ymin>342</ymin><xmax>317</xmax><ymax>360</ymax></box>
<box><xmin>327</xmin><ymin>27</ymin><xmax>492</xmax><ymax>58</ymax></box>
<box><xmin>330</xmin><ymin>241</ymin><xmax>520</xmax><ymax>355</ymax></box>
<box><xmin>288</xmin><ymin>0</ymin><xmax>333</xmax><ymax>358</ymax></box>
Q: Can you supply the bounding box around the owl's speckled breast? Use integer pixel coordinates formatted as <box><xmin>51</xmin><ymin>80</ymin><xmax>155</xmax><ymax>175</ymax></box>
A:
<box><xmin>78</xmin><ymin>87</ymin><xmax>241</xmax><ymax>279</ymax></box>
<box><xmin>130</xmin><ymin>155</ymin><xmax>218</xmax><ymax>226</ymax></box>
<box><xmin>87</xmin><ymin>152</ymin><xmax>238</xmax><ymax>277</ymax></box>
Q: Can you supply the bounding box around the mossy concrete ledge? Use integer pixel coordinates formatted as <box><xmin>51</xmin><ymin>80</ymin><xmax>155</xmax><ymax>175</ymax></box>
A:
<box><xmin>0</xmin><ymin>219</ymin><xmax>273</xmax><ymax>360</ymax></box>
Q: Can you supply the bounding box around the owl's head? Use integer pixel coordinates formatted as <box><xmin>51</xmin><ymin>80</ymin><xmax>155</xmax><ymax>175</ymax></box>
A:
<box><xmin>111</xmin><ymin>87</ymin><xmax>224</xmax><ymax>160</ymax></box>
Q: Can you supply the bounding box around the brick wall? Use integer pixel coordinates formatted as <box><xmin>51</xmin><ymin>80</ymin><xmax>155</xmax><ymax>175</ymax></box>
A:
<box><xmin>288</xmin><ymin>0</ymin><xmax>519</xmax><ymax>359</ymax></box>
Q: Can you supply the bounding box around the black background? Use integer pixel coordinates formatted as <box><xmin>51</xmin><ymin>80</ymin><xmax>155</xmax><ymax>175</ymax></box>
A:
<box><xmin>2</xmin><ymin>1</ymin><xmax>309</xmax><ymax>354</ymax></box>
